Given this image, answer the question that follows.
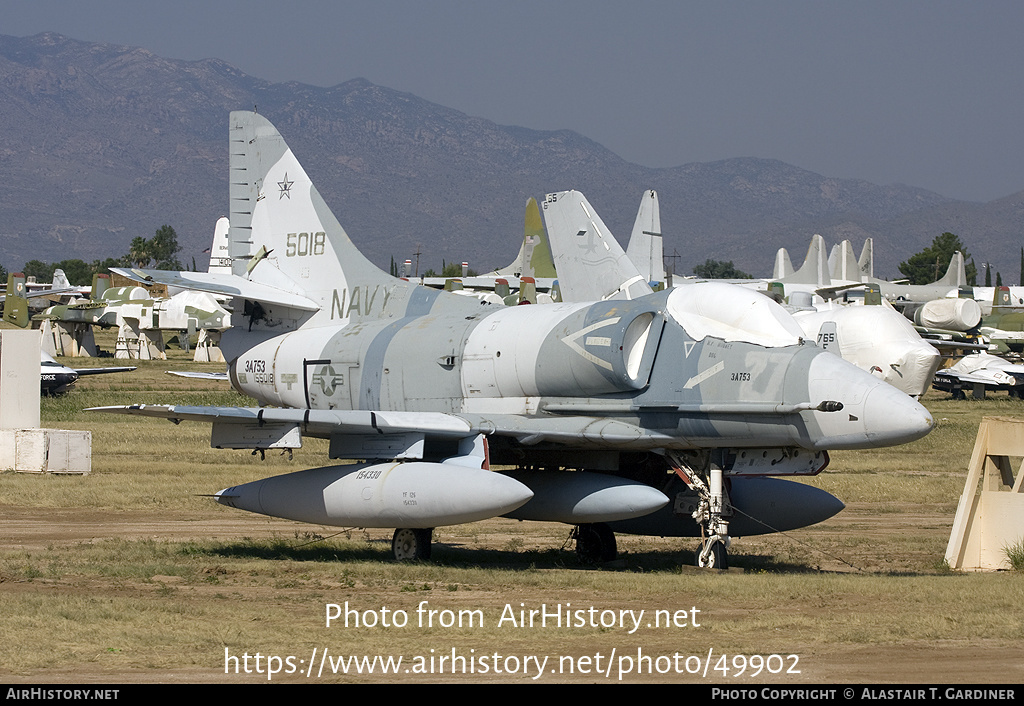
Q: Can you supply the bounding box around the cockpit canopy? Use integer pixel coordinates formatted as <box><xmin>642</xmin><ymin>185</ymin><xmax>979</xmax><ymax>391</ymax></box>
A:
<box><xmin>665</xmin><ymin>282</ymin><xmax>805</xmax><ymax>348</ymax></box>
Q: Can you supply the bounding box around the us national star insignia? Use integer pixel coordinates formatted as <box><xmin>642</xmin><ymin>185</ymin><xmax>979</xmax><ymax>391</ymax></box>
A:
<box><xmin>278</xmin><ymin>173</ymin><xmax>293</xmax><ymax>199</ymax></box>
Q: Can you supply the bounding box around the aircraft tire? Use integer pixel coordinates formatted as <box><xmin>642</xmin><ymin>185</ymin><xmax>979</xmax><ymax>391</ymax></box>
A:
<box><xmin>696</xmin><ymin>538</ymin><xmax>728</xmax><ymax>570</ymax></box>
<box><xmin>392</xmin><ymin>528</ymin><xmax>433</xmax><ymax>561</ymax></box>
<box><xmin>574</xmin><ymin>523</ymin><xmax>617</xmax><ymax>563</ymax></box>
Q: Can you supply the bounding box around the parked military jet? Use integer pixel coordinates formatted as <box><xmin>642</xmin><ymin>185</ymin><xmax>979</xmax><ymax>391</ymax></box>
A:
<box><xmin>33</xmin><ymin>274</ymin><xmax>229</xmax><ymax>360</ymax></box>
<box><xmin>40</xmin><ymin>351</ymin><xmax>134</xmax><ymax>395</ymax></box>
<box><xmin>93</xmin><ymin>112</ymin><xmax>933</xmax><ymax>569</ymax></box>
<box><xmin>977</xmin><ymin>286</ymin><xmax>1024</xmax><ymax>352</ymax></box>
<box><xmin>932</xmin><ymin>352</ymin><xmax>1024</xmax><ymax>399</ymax></box>
<box><xmin>2</xmin><ymin>271</ymin><xmax>90</xmax><ymax>328</ymax></box>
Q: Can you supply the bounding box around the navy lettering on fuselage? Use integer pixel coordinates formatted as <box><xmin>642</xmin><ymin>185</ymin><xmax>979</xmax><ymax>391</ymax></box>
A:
<box><xmin>330</xmin><ymin>286</ymin><xmax>394</xmax><ymax>319</ymax></box>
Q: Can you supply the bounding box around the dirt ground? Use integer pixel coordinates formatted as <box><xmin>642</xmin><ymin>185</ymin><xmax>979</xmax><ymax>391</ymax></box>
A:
<box><xmin>2</xmin><ymin>498</ymin><xmax>1022</xmax><ymax>685</ymax></box>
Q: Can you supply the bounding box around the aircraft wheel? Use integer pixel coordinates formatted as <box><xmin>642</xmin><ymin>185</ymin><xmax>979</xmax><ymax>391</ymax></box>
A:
<box><xmin>696</xmin><ymin>538</ymin><xmax>728</xmax><ymax>570</ymax></box>
<box><xmin>574</xmin><ymin>523</ymin><xmax>617</xmax><ymax>563</ymax></box>
<box><xmin>392</xmin><ymin>528</ymin><xmax>432</xmax><ymax>561</ymax></box>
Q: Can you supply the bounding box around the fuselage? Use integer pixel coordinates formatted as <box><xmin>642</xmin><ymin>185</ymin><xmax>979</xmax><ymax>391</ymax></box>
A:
<box><xmin>227</xmin><ymin>283</ymin><xmax>933</xmax><ymax>453</ymax></box>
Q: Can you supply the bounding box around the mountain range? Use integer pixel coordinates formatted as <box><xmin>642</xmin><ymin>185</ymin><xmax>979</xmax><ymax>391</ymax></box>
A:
<box><xmin>1</xmin><ymin>32</ymin><xmax>1021</xmax><ymax>281</ymax></box>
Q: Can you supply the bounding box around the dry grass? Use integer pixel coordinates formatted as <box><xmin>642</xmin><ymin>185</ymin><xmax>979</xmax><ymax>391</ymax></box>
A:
<box><xmin>2</xmin><ymin>333</ymin><xmax>1024</xmax><ymax>682</ymax></box>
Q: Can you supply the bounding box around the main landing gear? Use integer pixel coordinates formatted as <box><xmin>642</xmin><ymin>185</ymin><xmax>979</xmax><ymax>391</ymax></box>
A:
<box><xmin>392</xmin><ymin>528</ymin><xmax>433</xmax><ymax>561</ymax></box>
<box><xmin>668</xmin><ymin>450</ymin><xmax>732</xmax><ymax>570</ymax></box>
<box><xmin>573</xmin><ymin>522</ymin><xmax>618</xmax><ymax>563</ymax></box>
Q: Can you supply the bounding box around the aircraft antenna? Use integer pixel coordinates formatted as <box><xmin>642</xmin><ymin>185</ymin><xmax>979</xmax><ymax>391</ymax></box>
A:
<box><xmin>728</xmin><ymin>504</ymin><xmax>864</xmax><ymax>572</ymax></box>
<box><xmin>664</xmin><ymin>248</ymin><xmax>682</xmax><ymax>276</ymax></box>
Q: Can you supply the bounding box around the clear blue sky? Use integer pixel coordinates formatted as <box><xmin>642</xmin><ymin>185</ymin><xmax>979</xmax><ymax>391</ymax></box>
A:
<box><xmin>4</xmin><ymin>0</ymin><xmax>1024</xmax><ymax>202</ymax></box>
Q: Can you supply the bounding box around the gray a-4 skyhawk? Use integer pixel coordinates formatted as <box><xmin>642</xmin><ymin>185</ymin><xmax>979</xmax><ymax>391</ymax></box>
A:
<box><xmin>95</xmin><ymin>112</ymin><xmax>933</xmax><ymax>568</ymax></box>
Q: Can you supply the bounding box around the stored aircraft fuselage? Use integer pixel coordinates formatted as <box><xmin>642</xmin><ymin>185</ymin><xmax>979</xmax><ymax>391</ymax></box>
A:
<box><xmin>226</xmin><ymin>283</ymin><xmax>932</xmax><ymax>459</ymax></box>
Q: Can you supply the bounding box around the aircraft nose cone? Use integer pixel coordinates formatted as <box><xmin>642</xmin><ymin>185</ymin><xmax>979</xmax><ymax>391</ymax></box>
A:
<box><xmin>807</xmin><ymin>351</ymin><xmax>933</xmax><ymax>449</ymax></box>
<box><xmin>862</xmin><ymin>380</ymin><xmax>934</xmax><ymax>446</ymax></box>
<box><xmin>213</xmin><ymin>482</ymin><xmax>263</xmax><ymax>513</ymax></box>
<box><xmin>882</xmin><ymin>343</ymin><xmax>942</xmax><ymax>398</ymax></box>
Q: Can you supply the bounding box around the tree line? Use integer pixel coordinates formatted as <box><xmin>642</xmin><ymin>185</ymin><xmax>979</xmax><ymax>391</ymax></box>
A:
<box><xmin>2</xmin><ymin>225</ymin><xmax>183</xmax><ymax>286</ymax></box>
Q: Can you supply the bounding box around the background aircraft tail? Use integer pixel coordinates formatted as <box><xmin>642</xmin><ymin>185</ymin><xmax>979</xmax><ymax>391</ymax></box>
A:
<box><xmin>486</xmin><ymin>197</ymin><xmax>556</xmax><ymax>279</ymax></box>
<box><xmin>932</xmin><ymin>251</ymin><xmax>966</xmax><ymax>287</ymax></box>
<box><xmin>91</xmin><ymin>273</ymin><xmax>110</xmax><ymax>300</ymax></box>
<box><xmin>773</xmin><ymin>248</ymin><xmax>794</xmax><ymax>279</ymax></box>
<box><xmin>2</xmin><ymin>272</ymin><xmax>29</xmax><ymax>328</ymax></box>
<box><xmin>993</xmin><ymin>285</ymin><xmax>1014</xmax><ymax>310</ymax></box>
<box><xmin>520</xmin><ymin>197</ymin><xmax>556</xmax><ymax>279</ymax></box>
<box><xmin>829</xmin><ymin>240</ymin><xmax>860</xmax><ymax>282</ymax></box>
<box><xmin>541</xmin><ymin>191</ymin><xmax>652</xmax><ymax>302</ymax></box>
<box><xmin>207</xmin><ymin>216</ymin><xmax>232</xmax><ymax>274</ymax></box>
<box><xmin>51</xmin><ymin>269</ymin><xmax>71</xmax><ymax>290</ymax></box>
<box><xmin>624</xmin><ymin>190</ymin><xmax>665</xmax><ymax>286</ymax></box>
<box><xmin>858</xmin><ymin>238</ymin><xmax>874</xmax><ymax>280</ymax></box>
<box><xmin>784</xmin><ymin>234</ymin><xmax>831</xmax><ymax>286</ymax></box>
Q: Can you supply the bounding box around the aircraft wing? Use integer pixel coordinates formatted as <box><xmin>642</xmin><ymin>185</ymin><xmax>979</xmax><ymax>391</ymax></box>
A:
<box><xmin>166</xmin><ymin>371</ymin><xmax>230</xmax><ymax>380</ymax></box>
<box><xmin>934</xmin><ymin>371</ymin><xmax>995</xmax><ymax>385</ymax></box>
<box><xmin>110</xmin><ymin>268</ymin><xmax>319</xmax><ymax>311</ymax></box>
<box><xmin>0</xmin><ymin>285</ymin><xmax>90</xmax><ymax>305</ymax></box>
<box><xmin>89</xmin><ymin>402</ymin><xmax>830</xmax><ymax>455</ymax></box>
<box><xmin>915</xmin><ymin>324</ymin><xmax>989</xmax><ymax>352</ymax></box>
<box><xmin>814</xmin><ymin>282</ymin><xmax>866</xmax><ymax>300</ymax></box>
<box><xmin>88</xmin><ymin>404</ymin><xmax>667</xmax><ymax>451</ymax></box>
<box><xmin>921</xmin><ymin>338</ymin><xmax>989</xmax><ymax>352</ymax></box>
<box><xmin>74</xmin><ymin>366</ymin><xmax>136</xmax><ymax>376</ymax></box>
<box><xmin>90</xmin><ymin>405</ymin><xmax>474</xmax><ymax>435</ymax></box>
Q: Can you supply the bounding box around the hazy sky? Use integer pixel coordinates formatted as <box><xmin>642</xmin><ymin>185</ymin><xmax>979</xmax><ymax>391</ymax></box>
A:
<box><xmin>4</xmin><ymin>0</ymin><xmax>1024</xmax><ymax>202</ymax></box>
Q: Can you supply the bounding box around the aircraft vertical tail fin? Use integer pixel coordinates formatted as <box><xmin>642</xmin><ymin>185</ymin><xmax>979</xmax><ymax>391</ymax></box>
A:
<box><xmin>858</xmin><ymin>238</ymin><xmax>874</xmax><ymax>281</ymax></box>
<box><xmin>487</xmin><ymin>198</ymin><xmax>556</xmax><ymax>279</ymax></box>
<box><xmin>91</xmin><ymin>273</ymin><xmax>110</xmax><ymax>300</ymax></box>
<box><xmin>932</xmin><ymin>252</ymin><xmax>966</xmax><ymax>287</ymax></box>
<box><xmin>785</xmin><ymin>235</ymin><xmax>831</xmax><ymax>287</ymax></box>
<box><xmin>228</xmin><ymin>111</ymin><xmax>386</xmax><ymax>289</ymax></box>
<box><xmin>3</xmin><ymin>272</ymin><xmax>29</xmax><ymax>328</ymax></box>
<box><xmin>51</xmin><ymin>269</ymin><xmax>71</xmax><ymax>289</ymax></box>
<box><xmin>224</xmin><ymin>111</ymin><xmax>448</xmax><ymax>329</ymax></box>
<box><xmin>993</xmin><ymin>285</ymin><xmax>1013</xmax><ymax>310</ymax></box>
<box><xmin>521</xmin><ymin>197</ymin><xmax>556</xmax><ymax>279</ymax></box>
<box><xmin>773</xmin><ymin>248</ymin><xmax>794</xmax><ymax>279</ymax></box>
<box><xmin>830</xmin><ymin>240</ymin><xmax>860</xmax><ymax>282</ymax></box>
<box><xmin>113</xmin><ymin>112</ymin><xmax>479</xmax><ymax>342</ymax></box>
<box><xmin>207</xmin><ymin>217</ymin><xmax>232</xmax><ymax>274</ymax></box>
<box><xmin>541</xmin><ymin>191</ymin><xmax>652</xmax><ymax>302</ymax></box>
<box><xmin>625</xmin><ymin>190</ymin><xmax>665</xmax><ymax>286</ymax></box>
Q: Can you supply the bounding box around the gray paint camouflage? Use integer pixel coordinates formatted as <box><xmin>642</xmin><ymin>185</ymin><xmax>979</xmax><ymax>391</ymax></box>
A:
<box><xmin>97</xmin><ymin>112</ymin><xmax>934</xmax><ymax>555</ymax></box>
